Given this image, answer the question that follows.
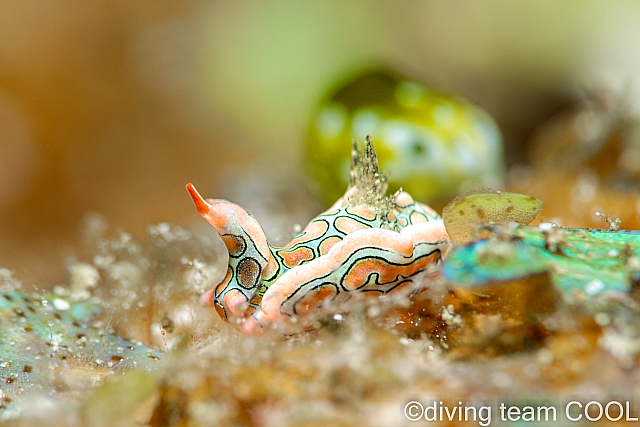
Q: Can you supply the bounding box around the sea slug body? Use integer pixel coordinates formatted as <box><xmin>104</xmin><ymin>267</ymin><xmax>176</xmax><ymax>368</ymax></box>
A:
<box><xmin>188</xmin><ymin>136</ymin><xmax>450</xmax><ymax>333</ymax></box>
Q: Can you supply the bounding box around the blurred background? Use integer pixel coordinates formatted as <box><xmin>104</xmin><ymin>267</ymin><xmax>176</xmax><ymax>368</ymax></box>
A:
<box><xmin>2</xmin><ymin>0</ymin><xmax>640</xmax><ymax>286</ymax></box>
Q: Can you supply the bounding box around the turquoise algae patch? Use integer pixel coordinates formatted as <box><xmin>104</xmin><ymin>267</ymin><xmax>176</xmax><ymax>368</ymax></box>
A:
<box><xmin>443</xmin><ymin>224</ymin><xmax>640</xmax><ymax>295</ymax></box>
<box><xmin>0</xmin><ymin>289</ymin><xmax>162</xmax><ymax>409</ymax></box>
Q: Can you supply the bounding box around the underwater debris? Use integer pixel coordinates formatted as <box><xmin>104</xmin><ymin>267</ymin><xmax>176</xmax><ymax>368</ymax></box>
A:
<box><xmin>0</xmin><ymin>220</ymin><xmax>231</xmax><ymax>413</ymax></box>
<box><xmin>595</xmin><ymin>211</ymin><xmax>622</xmax><ymax>231</ymax></box>
<box><xmin>188</xmin><ymin>136</ymin><xmax>450</xmax><ymax>334</ymax></box>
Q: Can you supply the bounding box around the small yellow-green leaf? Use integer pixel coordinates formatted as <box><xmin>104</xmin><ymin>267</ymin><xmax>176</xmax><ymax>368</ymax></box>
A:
<box><xmin>82</xmin><ymin>370</ymin><xmax>160</xmax><ymax>427</ymax></box>
<box><xmin>443</xmin><ymin>189</ymin><xmax>542</xmax><ymax>244</ymax></box>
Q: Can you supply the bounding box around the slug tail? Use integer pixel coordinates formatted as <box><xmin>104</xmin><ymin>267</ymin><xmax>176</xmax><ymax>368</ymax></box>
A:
<box><xmin>186</xmin><ymin>183</ymin><xmax>210</xmax><ymax>215</ymax></box>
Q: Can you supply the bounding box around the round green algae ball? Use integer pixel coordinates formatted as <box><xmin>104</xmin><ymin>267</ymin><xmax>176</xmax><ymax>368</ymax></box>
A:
<box><xmin>306</xmin><ymin>72</ymin><xmax>505</xmax><ymax>205</ymax></box>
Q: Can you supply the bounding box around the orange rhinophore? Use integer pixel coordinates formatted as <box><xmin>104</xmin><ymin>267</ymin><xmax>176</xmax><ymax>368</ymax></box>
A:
<box><xmin>187</xmin><ymin>136</ymin><xmax>450</xmax><ymax>334</ymax></box>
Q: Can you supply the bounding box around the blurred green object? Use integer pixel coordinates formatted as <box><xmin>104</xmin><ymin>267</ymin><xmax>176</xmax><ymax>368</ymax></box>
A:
<box><xmin>306</xmin><ymin>72</ymin><xmax>505</xmax><ymax>205</ymax></box>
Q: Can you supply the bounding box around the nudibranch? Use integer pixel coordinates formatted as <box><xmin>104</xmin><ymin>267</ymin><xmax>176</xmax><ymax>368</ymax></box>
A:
<box><xmin>187</xmin><ymin>136</ymin><xmax>451</xmax><ymax>333</ymax></box>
